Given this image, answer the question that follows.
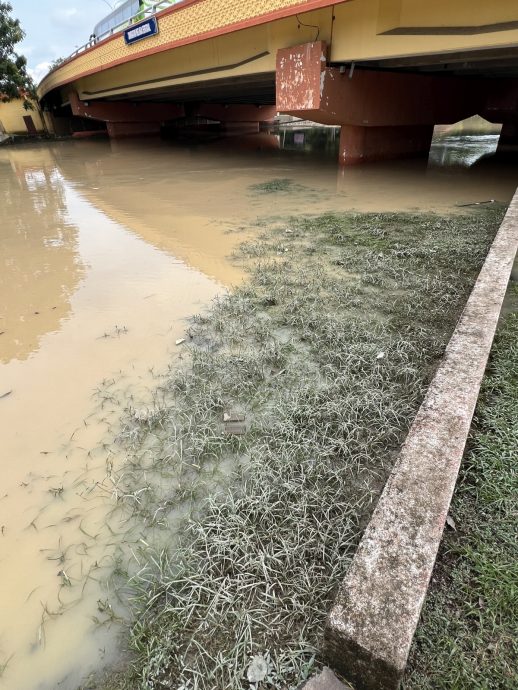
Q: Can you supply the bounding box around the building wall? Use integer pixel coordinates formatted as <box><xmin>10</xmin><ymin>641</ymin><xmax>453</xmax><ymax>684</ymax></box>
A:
<box><xmin>0</xmin><ymin>100</ymin><xmax>46</xmax><ymax>135</ymax></box>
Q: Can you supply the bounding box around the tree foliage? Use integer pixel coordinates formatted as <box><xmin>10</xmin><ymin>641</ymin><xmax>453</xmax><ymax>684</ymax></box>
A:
<box><xmin>0</xmin><ymin>2</ymin><xmax>35</xmax><ymax>106</ymax></box>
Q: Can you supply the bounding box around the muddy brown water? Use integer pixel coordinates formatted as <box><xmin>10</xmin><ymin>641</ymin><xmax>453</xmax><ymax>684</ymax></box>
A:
<box><xmin>0</xmin><ymin>130</ymin><xmax>516</xmax><ymax>690</ymax></box>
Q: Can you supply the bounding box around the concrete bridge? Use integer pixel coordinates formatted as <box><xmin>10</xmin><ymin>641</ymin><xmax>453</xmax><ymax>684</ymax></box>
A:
<box><xmin>38</xmin><ymin>0</ymin><xmax>518</xmax><ymax>164</ymax></box>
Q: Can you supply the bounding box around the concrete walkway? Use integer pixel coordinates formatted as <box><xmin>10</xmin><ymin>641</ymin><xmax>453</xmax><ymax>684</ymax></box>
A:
<box><xmin>324</xmin><ymin>191</ymin><xmax>518</xmax><ymax>690</ymax></box>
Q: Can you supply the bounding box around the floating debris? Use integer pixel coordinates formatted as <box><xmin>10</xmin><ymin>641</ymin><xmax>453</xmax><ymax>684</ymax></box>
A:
<box><xmin>57</xmin><ymin>570</ymin><xmax>72</xmax><ymax>586</ymax></box>
<box><xmin>247</xmin><ymin>654</ymin><xmax>269</xmax><ymax>683</ymax></box>
<box><xmin>224</xmin><ymin>411</ymin><xmax>246</xmax><ymax>435</ymax></box>
<box><xmin>445</xmin><ymin>514</ymin><xmax>457</xmax><ymax>531</ymax></box>
<box><xmin>457</xmin><ymin>199</ymin><xmax>495</xmax><ymax>207</ymax></box>
<box><xmin>224</xmin><ymin>422</ymin><xmax>247</xmax><ymax>435</ymax></box>
<box><xmin>134</xmin><ymin>408</ymin><xmax>150</xmax><ymax>422</ymax></box>
<box><xmin>223</xmin><ymin>412</ymin><xmax>245</xmax><ymax>423</ymax></box>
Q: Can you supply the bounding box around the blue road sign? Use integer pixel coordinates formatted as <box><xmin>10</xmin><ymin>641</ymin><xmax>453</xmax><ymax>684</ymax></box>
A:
<box><xmin>124</xmin><ymin>17</ymin><xmax>159</xmax><ymax>45</ymax></box>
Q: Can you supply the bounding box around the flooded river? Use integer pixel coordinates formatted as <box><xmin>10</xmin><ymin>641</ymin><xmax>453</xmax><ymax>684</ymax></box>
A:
<box><xmin>1</xmin><ymin>129</ymin><xmax>517</xmax><ymax>690</ymax></box>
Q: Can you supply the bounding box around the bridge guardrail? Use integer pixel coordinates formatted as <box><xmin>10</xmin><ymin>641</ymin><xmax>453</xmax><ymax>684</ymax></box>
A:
<box><xmin>54</xmin><ymin>1</ymin><xmax>183</xmax><ymax>70</ymax></box>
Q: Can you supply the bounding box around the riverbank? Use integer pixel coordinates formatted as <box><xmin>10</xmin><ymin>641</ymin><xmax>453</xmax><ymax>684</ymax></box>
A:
<box><xmin>82</xmin><ymin>201</ymin><xmax>505</xmax><ymax>690</ymax></box>
<box><xmin>404</xmin><ymin>299</ymin><xmax>518</xmax><ymax>689</ymax></box>
<box><xmin>0</xmin><ymin>132</ymin><xmax>70</xmax><ymax>146</ymax></box>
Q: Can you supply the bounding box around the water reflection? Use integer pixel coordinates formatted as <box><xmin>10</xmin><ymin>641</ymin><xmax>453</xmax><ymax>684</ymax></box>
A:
<box><xmin>277</xmin><ymin>125</ymin><xmax>340</xmax><ymax>155</ymax></box>
<box><xmin>0</xmin><ymin>145</ymin><xmax>224</xmax><ymax>690</ymax></box>
<box><xmin>0</xmin><ymin>131</ymin><xmax>517</xmax><ymax>690</ymax></box>
<box><xmin>275</xmin><ymin>124</ymin><xmax>501</xmax><ymax>168</ymax></box>
<box><xmin>49</xmin><ymin>138</ymin><xmax>255</xmax><ymax>286</ymax></box>
<box><xmin>429</xmin><ymin>133</ymin><xmax>500</xmax><ymax>167</ymax></box>
<box><xmin>0</xmin><ymin>150</ymin><xmax>83</xmax><ymax>363</ymax></box>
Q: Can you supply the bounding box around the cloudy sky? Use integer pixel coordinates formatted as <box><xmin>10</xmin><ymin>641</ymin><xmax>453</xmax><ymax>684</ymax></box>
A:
<box><xmin>11</xmin><ymin>0</ymin><xmax>121</xmax><ymax>83</ymax></box>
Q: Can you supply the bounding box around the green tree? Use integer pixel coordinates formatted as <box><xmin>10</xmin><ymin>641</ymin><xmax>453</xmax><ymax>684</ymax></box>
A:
<box><xmin>0</xmin><ymin>2</ymin><xmax>35</xmax><ymax>107</ymax></box>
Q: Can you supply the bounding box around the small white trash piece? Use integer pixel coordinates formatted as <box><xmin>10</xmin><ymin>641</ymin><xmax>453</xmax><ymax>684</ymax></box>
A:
<box><xmin>247</xmin><ymin>654</ymin><xmax>269</xmax><ymax>683</ymax></box>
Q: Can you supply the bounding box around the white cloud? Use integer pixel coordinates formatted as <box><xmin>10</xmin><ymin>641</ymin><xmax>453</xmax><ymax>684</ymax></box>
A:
<box><xmin>51</xmin><ymin>6</ymin><xmax>84</xmax><ymax>28</ymax></box>
<box><xmin>28</xmin><ymin>61</ymin><xmax>53</xmax><ymax>84</ymax></box>
<box><xmin>61</xmin><ymin>8</ymin><xmax>79</xmax><ymax>19</ymax></box>
<box><xmin>14</xmin><ymin>0</ymin><xmax>114</xmax><ymax>73</ymax></box>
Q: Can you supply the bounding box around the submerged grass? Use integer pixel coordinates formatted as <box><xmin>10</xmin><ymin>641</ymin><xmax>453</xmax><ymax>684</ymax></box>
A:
<box><xmin>93</xmin><ymin>207</ymin><xmax>505</xmax><ymax>690</ymax></box>
<box><xmin>404</xmin><ymin>303</ymin><xmax>518</xmax><ymax>690</ymax></box>
<box><xmin>248</xmin><ymin>178</ymin><xmax>295</xmax><ymax>193</ymax></box>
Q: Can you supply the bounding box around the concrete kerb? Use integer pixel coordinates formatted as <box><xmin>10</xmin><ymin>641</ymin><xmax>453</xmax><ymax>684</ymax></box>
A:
<box><xmin>300</xmin><ymin>667</ymin><xmax>353</xmax><ymax>690</ymax></box>
<box><xmin>324</xmin><ymin>190</ymin><xmax>518</xmax><ymax>690</ymax></box>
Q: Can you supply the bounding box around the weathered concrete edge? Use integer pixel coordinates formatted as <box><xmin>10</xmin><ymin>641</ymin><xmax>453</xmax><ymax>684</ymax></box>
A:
<box><xmin>324</xmin><ymin>192</ymin><xmax>518</xmax><ymax>690</ymax></box>
<box><xmin>300</xmin><ymin>667</ymin><xmax>353</xmax><ymax>690</ymax></box>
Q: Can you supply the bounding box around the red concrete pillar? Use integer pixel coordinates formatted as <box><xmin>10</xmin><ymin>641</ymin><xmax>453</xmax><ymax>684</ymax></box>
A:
<box><xmin>106</xmin><ymin>121</ymin><xmax>161</xmax><ymax>138</ymax></box>
<box><xmin>339</xmin><ymin>124</ymin><xmax>434</xmax><ymax>165</ymax></box>
<box><xmin>68</xmin><ymin>92</ymin><xmax>184</xmax><ymax>138</ymax></box>
<box><xmin>197</xmin><ymin>104</ymin><xmax>276</xmax><ymax>124</ymax></box>
<box><xmin>497</xmin><ymin>122</ymin><xmax>518</xmax><ymax>152</ymax></box>
<box><xmin>276</xmin><ymin>42</ymin><xmax>474</xmax><ymax>165</ymax></box>
<box><xmin>221</xmin><ymin>122</ymin><xmax>260</xmax><ymax>134</ymax></box>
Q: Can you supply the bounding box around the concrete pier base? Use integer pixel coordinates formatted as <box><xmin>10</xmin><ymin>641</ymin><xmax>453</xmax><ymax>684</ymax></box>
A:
<box><xmin>497</xmin><ymin>122</ymin><xmax>518</xmax><ymax>153</ymax></box>
<box><xmin>197</xmin><ymin>103</ymin><xmax>276</xmax><ymax>124</ymax></box>
<box><xmin>67</xmin><ymin>92</ymin><xmax>276</xmax><ymax>140</ymax></box>
<box><xmin>276</xmin><ymin>41</ymin><xmax>475</xmax><ymax>165</ymax></box>
<box><xmin>221</xmin><ymin>121</ymin><xmax>261</xmax><ymax>134</ymax></box>
<box><xmin>107</xmin><ymin>121</ymin><xmax>161</xmax><ymax>138</ymax></box>
<box><xmin>339</xmin><ymin>124</ymin><xmax>433</xmax><ymax>165</ymax></box>
<box><xmin>324</xmin><ymin>190</ymin><xmax>518</xmax><ymax>690</ymax></box>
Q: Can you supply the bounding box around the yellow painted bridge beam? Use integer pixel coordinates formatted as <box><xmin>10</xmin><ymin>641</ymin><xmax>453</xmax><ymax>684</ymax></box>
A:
<box><xmin>38</xmin><ymin>0</ymin><xmax>346</xmax><ymax>100</ymax></box>
<box><xmin>38</xmin><ymin>0</ymin><xmax>518</xmax><ymax>103</ymax></box>
<box><xmin>37</xmin><ymin>0</ymin><xmax>518</xmax><ymax>163</ymax></box>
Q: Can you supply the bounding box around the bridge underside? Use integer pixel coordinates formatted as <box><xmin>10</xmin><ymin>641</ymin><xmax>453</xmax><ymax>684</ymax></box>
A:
<box><xmin>89</xmin><ymin>72</ymin><xmax>276</xmax><ymax>105</ymax></box>
<box><xmin>43</xmin><ymin>49</ymin><xmax>518</xmax><ymax>164</ymax></box>
<box><xmin>42</xmin><ymin>71</ymin><xmax>278</xmax><ymax>138</ymax></box>
<box><xmin>38</xmin><ymin>0</ymin><xmax>518</xmax><ymax>164</ymax></box>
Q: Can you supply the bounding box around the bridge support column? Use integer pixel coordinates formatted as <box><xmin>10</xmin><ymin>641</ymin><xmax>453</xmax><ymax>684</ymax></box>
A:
<box><xmin>497</xmin><ymin>122</ymin><xmax>518</xmax><ymax>152</ymax></box>
<box><xmin>196</xmin><ymin>104</ymin><xmax>276</xmax><ymax>133</ymax></box>
<box><xmin>69</xmin><ymin>92</ymin><xmax>184</xmax><ymax>138</ymax></box>
<box><xmin>276</xmin><ymin>42</ymin><xmax>474</xmax><ymax>165</ymax></box>
<box><xmin>107</xmin><ymin>121</ymin><xmax>161</xmax><ymax>138</ymax></box>
<box><xmin>339</xmin><ymin>124</ymin><xmax>434</xmax><ymax>165</ymax></box>
<box><xmin>222</xmin><ymin>122</ymin><xmax>261</xmax><ymax>134</ymax></box>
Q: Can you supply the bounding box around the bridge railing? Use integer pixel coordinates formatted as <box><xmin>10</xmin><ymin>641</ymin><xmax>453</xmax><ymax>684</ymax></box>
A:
<box><xmin>61</xmin><ymin>1</ymin><xmax>183</xmax><ymax>66</ymax></box>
